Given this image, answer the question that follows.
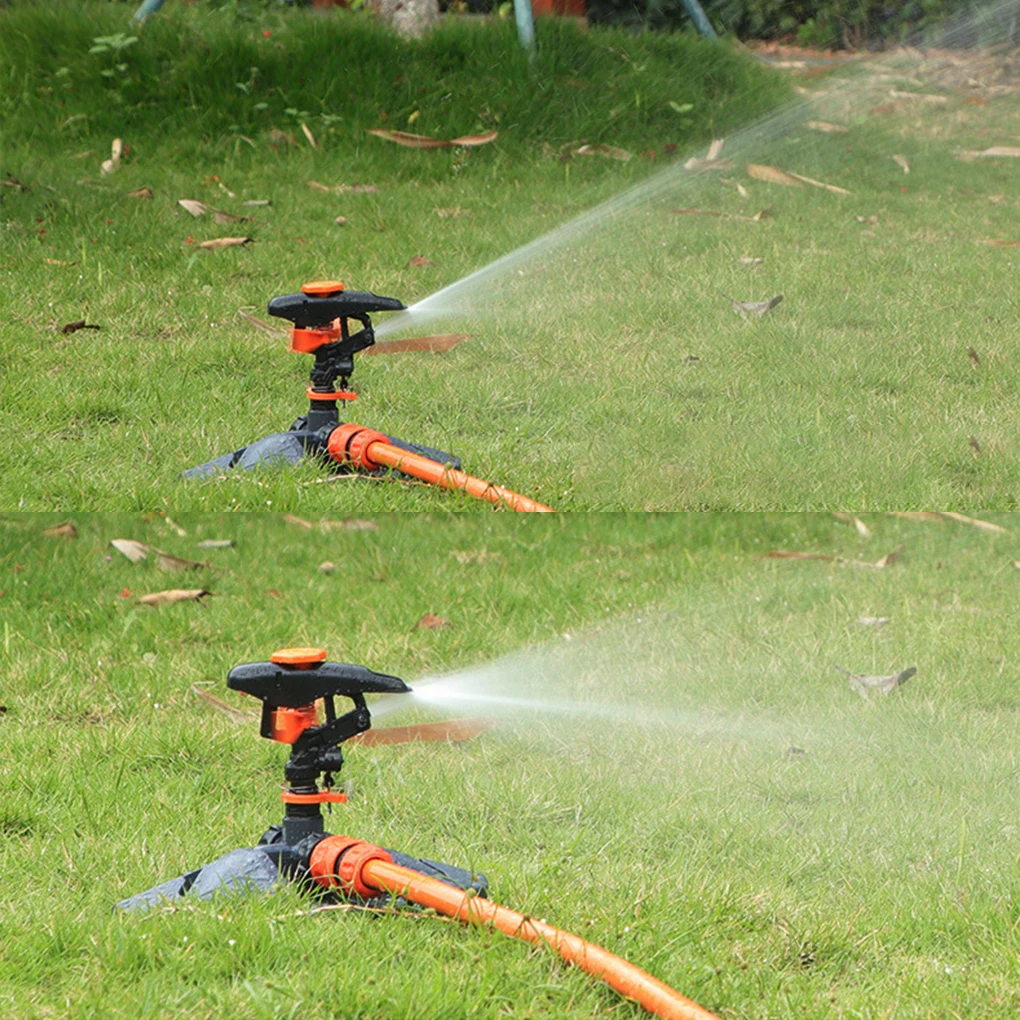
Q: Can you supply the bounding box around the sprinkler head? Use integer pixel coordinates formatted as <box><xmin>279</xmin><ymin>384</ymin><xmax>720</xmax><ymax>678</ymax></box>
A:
<box><xmin>268</xmin><ymin>286</ymin><xmax>406</xmax><ymax>330</ymax></box>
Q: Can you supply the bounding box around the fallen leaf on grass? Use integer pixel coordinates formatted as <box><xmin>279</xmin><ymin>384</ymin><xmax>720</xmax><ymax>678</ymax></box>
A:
<box><xmin>967</xmin><ymin>346</ymin><xmax>980</xmax><ymax>366</ymax></box>
<box><xmin>574</xmin><ymin>143</ymin><xmax>632</xmax><ymax>162</ymax></box>
<box><xmin>301</xmin><ymin>122</ymin><xmax>318</xmax><ymax>149</ymax></box>
<box><xmin>243</xmin><ymin>199</ymin><xmax>271</xmax><ymax>208</ymax></box>
<box><xmin>787</xmin><ymin>171</ymin><xmax>852</xmax><ymax>195</ymax></box>
<box><xmin>725</xmin><ymin>294</ymin><xmax>783</xmax><ymax>317</ymax></box>
<box><xmin>406</xmin><ymin>255</ymin><xmax>432</xmax><ymax>267</ymax></box>
<box><xmin>969</xmin><ymin>435</ymin><xmax>981</xmax><ymax>455</ymax></box>
<box><xmin>976</xmin><ymin>238</ymin><xmax>1020</xmax><ymax>248</ymax></box>
<box><xmin>683</xmin><ymin>157</ymin><xmax>734</xmax><ymax>171</ymax></box>
<box><xmin>890</xmin><ymin>511</ymin><xmax>943</xmax><ymax>522</ymax></box>
<box><xmin>61</xmin><ymin>320</ymin><xmax>101</xmax><ymax>334</ymax></box>
<box><xmin>282</xmin><ymin>514</ymin><xmax>315</xmax><ymax>529</ymax></box>
<box><xmin>307</xmin><ymin>180</ymin><xmax>379</xmax><ymax>194</ymax></box>
<box><xmin>334</xmin><ymin>216</ymin><xmax>347</xmax><ymax>226</ymax></box>
<box><xmin>155</xmin><ymin>551</ymin><xmax>210</xmax><ymax>572</ymax></box>
<box><xmin>893</xmin><ymin>154</ymin><xmax>910</xmax><ymax>174</ymax></box>
<box><xmin>368</xmin><ymin>129</ymin><xmax>497</xmax><ymax>148</ymax></box>
<box><xmin>320</xmin><ymin>518</ymin><xmax>379</xmax><ymax>532</ymax></box>
<box><xmin>365</xmin><ymin>334</ymin><xmax>473</xmax><ymax>356</ymax></box>
<box><xmin>747</xmin><ymin>163</ymin><xmax>803</xmax><ymax>187</ymax></box>
<box><xmin>959</xmin><ymin>146</ymin><xmax>1020</xmax><ymax>158</ymax></box>
<box><xmin>806</xmin><ymin>120</ymin><xmax>849</xmax><ymax>133</ymax></box>
<box><xmin>856</xmin><ymin>616</ymin><xmax>890</xmax><ymax>627</ymax></box>
<box><xmin>190</xmin><ymin>684</ymin><xmax>251</xmax><ymax>722</ymax></box>
<box><xmin>889</xmin><ymin>89</ymin><xmax>946</xmax><ymax>103</ymax></box>
<box><xmin>764</xmin><ymin>546</ymin><xmax>902</xmax><ymax>569</ymax></box>
<box><xmin>737</xmin><ymin>257</ymin><xmax>763</xmax><ymax>265</ymax></box>
<box><xmin>237</xmin><ymin>308</ymin><xmax>284</xmax><ymax>334</ymax></box>
<box><xmin>110</xmin><ymin>538</ymin><xmax>149</xmax><ymax>562</ymax></box>
<box><xmin>196</xmin><ymin>539</ymin><xmax>235</xmax><ymax>549</ymax></box>
<box><xmin>268</xmin><ymin>127</ymin><xmax>298</xmax><ymax>148</ymax></box>
<box><xmin>670</xmin><ymin>207</ymin><xmax>728</xmax><ymax>217</ymax></box>
<box><xmin>319</xmin><ymin>561</ymin><xmax>336</xmax><ymax>574</ymax></box>
<box><xmin>43</xmin><ymin>522</ymin><xmax>77</xmax><ymax>539</ymax></box>
<box><xmin>2</xmin><ymin>173</ymin><xmax>28</xmax><ymax>191</ymax></box>
<box><xmin>127</xmin><ymin>185</ymin><xmax>153</xmax><ymax>199</ymax></box>
<box><xmin>836</xmin><ymin>664</ymin><xmax>916</xmax><ymax>698</ymax></box>
<box><xmin>764</xmin><ymin>550</ymin><xmax>837</xmax><ymax>563</ymax></box>
<box><xmin>138</xmin><ymin>589</ymin><xmax>212</xmax><ymax>606</ymax></box>
<box><xmin>940</xmin><ymin>511</ymin><xmax>1007</xmax><ymax>534</ymax></box>
<box><xmin>101</xmin><ymin>137</ymin><xmax>123</xmax><ymax>175</ymax></box>
<box><xmin>415</xmin><ymin>613</ymin><xmax>450</xmax><ymax>630</ymax></box>
<box><xmin>872</xmin><ymin>544</ymin><xmax>903</xmax><ymax>568</ymax></box>
<box><xmin>178</xmin><ymin>199</ymin><xmax>246</xmax><ymax>223</ymax></box>
<box><xmin>197</xmin><ymin>237</ymin><xmax>253</xmax><ymax>250</ymax></box>
<box><xmin>44</xmin><ymin>258</ymin><xmax>74</xmax><ymax>266</ymax></box>
<box><xmin>832</xmin><ymin>512</ymin><xmax>871</xmax><ymax>538</ymax></box>
<box><xmin>963</xmin><ymin>96</ymin><xmax>989</xmax><ymax>106</ymax></box>
<box><xmin>352</xmin><ymin>718</ymin><xmax>494</xmax><ymax>746</ymax></box>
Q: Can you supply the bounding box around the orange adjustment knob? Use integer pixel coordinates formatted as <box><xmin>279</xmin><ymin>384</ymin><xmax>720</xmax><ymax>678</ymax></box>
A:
<box><xmin>271</xmin><ymin>647</ymin><xmax>328</xmax><ymax>669</ymax></box>
<box><xmin>302</xmin><ymin>280</ymin><xmax>345</xmax><ymax>296</ymax></box>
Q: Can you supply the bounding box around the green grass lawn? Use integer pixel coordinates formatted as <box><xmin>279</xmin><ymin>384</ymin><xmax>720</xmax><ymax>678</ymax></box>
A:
<box><xmin>0</xmin><ymin>510</ymin><xmax>1017</xmax><ymax>1018</ymax></box>
<box><xmin>1</xmin><ymin>3</ymin><xmax>1018</xmax><ymax>510</ymax></box>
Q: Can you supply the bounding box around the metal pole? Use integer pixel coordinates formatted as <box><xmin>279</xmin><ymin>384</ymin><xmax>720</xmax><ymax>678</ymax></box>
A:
<box><xmin>679</xmin><ymin>0</ymin><xmax>717</xmax><ymax>39</ymax></box>
<box><xmin>512</xmin><ymin>0</ymin><xmax>536</xmax><ymax>57</ymax></box>
<box><xmin>133</xmin><ymin>0</ymin><xmax>167</xmax><ymax>20</ymax></box>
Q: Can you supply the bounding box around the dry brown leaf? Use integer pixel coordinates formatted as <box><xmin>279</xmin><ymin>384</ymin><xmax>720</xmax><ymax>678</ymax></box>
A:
<box><xmin>243</xmin><ymin>199</ymin><xmax>271</xmax><ymax>208</ymax></box>
<box><xmin>44</xmin><ymin>258</ymin><xmax>74</xmax><ymax>266</ymax></box>
<box><xmin>319</xmin><ymin>561</ymin><xmax>336</xmax><ymax>574</ymax></box>
<box><xmin>364</xmin><ymin>334</ymin><xmax>473</xmax><ymax>356</ymax></box>
<box><xmin>940</xmin><ymin>512</ymin><xmax>1006</xmax><ymax>533</ymax></box>
<box><xmin>786</xmin><ymin>171</ymin><xmax>852</xmax><ymax>195</ymax></box>
<box><xmin>367</xmin><ymin>130</ymin><xmax>452</xmax><ymax>149</ymax></box>
<box><xmin>111</xmin><ymin>538</ymin><xmax>149</xmax><ymax>562</ymax></box>
<box><xmin>196</xmin><ymin>540</ymin><xmax>235</xmax><ymax>549</ymax></box>
<box><xmin>406</xmin><ymin>255</ymin><xmax>433</xmax><ymax>268</ymax></box>
<box><xmin>969</xmin><ymin>435</ymin><xmax>982</xmax><ymax>455</ymax></box>
<box><xmin>190</xmin><ymin>684</ymin><xmax>252</xmax><ymax>722</ymax></box>
<box><xmin>334</xmin><ymin>216</ymin><xmax>347</xmax><ymax>226</ymax></box>
<box><xmin>127</xmin><ymin>186</ymin><xmax>153</xmax><ymax>199</ymax></box>
<box><xmin>212</xmin><ymin>210</ymin><xmax>246</xmax><ymax>224</ymax></box>
<box><xmin>670</xmin><ymin>207</ymin><xmax>727</xmax><ymax>217</ymax></box>
<box><xmin>156</xmin><ymin>551</ymin><xmax>210</xmax><ymax>572</ymax></box>
<box><xmin>976</xmin><ymin>239</ymin><xmax>1020</xmax><ymax>247</ymax></box>
<box><xmin>872</xmin><ymin>544</ymin><xmax>903</xmax><ymax>568</ymax></box>
<box><xmin>282</xmin><ymin>514</ymin><xmax>315</xmax><ymax>529</ymax></box>
<box><xmin>763</xmin><ymin>551</ymin><xmax>836</xmax><ymax>562</ymax></box>
<box><xmin>178</xmin><ymin>199</ymin><xmax>207</xmax><ymax>217</ymax></box>
<box><xmin>961</xmin><ymin>146</ymin><xmax>1020</xmax><ymax>158</ymax></box>
<box><xmin>806</xmin><ymin>120</ymin><xmax>849</xmax><ymax>133</ymax></box>
<box><xmin>574</xmin><ymin>143</ymin><xmax>632</xmax><ymax>162</ymax></box>
<box><xmin>726</xmin><ymin>294</ymin><xmax>783</xmax><ymax>318</ymax></box>
<box><xmin>890</xmin><ymin>511</ymin><xmax>944</xmax><ymax>522</ymax></box>
<box><xmin>737</xmin><ymin>257</ymin><xmax>763</xmax><ymax>265</ymax></box>
<box><xmin>451</xmin><ymin>131</ymin><xmax>498</xmax><ymax>147</ymax></box>
<box><xmin>307</xmin><ymin>180</ymin><xmax>378</xmax><ymax>195</ymax></box>
<box><xmin>237</xmin><ymin>308</ymin><xmax>285</xmax><ymax>334</ymax></box>
<box><xmin>61</xmin><ymin>320</ymin><xmax>100</xmax><ymax>335</ymax></box>
<box><xmin>415</xmin><ymin>613</ymin><xmax>451</xmax><ymax>630</ymax></box>
<box><xmin>832</xmin><ymin>512</ymin><xmax>871</xmax><ymax>538</ymax></box>
<box><xmin>101</xmin><ymin>137</ymin><xmax>123</xmax><ymax>175</ymax></box>
<box><xmin>889</xmin><ymin>89</ymin><xmax>947</xmax><ymax>103</ymax></box>
<box><xmin>43</xmin><ymin>522</ymin><xmax>77</xmax><ymax>539</ymax></box>
<box><xmin>352</xmin><ymin>718</ymin><xmax>494</xmax><ymax>746</ymax></box>
<box><xmin>301</xmin><ymin>122</ymin><xmax>318</xmax><ymax>149</ymax></box>
<box><xmin>683</xmin><ymin>157</ymin><xmax>734</xmax><ymax>171</ymax></box>
<box><xmin>856</xmin><ymin>617</ymin><xmax>890</xmax><ymax>627</ymax></box>
<box><xmin>706</xmin><ymin>139</ymin><xmax>725</xmax><ymax>160</ymax></box>
<box><xmin>751</xmin><ymin>207</ymin><xmax>772</xmax><ymax>221</ymax></box>
<box><xmin>893</xmin><ymin>154</ymin><xmax>910</xmax><ymax>174</ymax></box>
<box><xmin>967</xmin><ymin>346</ymin><xmax>980</xmax><ymax>366</ymax></box>
<box><xmin>138</xmin><ymin>589</ymin><xmax>212</xmax><ymax>606</ymax></box>
<box><xmin>338</xmin><ymin>518</ymin><xmax>379</xmax><ymax>532</ymax></box>
<box><xmin>268</xmin><ymin>128</ymin><xmax>298</xmax><ymax>148</ymax></box>
<box><xmin>197</xmin><ymin>237</ymin><xmax>253</xmax><ymax>250</ymax></box>
<box><xmin>747</xmin><ymin>163</ymin><xmax>803</xmax><ymax>187</ymax></box>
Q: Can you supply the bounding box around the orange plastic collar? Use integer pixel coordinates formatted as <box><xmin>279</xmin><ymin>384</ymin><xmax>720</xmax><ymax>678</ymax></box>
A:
<box><xmin>302</xmin><ymin>280</ymin><xmax>345</xmax><ymax>296</ymax></box>
<box><xmin>271</xmin><ymin>647</ymin><xmax>327</xmax><ymax>668</ymax></box>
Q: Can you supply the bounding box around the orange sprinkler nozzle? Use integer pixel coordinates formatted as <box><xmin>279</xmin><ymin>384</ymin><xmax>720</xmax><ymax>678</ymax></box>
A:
<box><xmin>314</xmin><ymin>837</ymin><xmax>720</xmax><ymax>1020</ymax></box>
<box><xmin>269</xmin><ymin>704</ymin><xmax>321</xmax><ymax>744</ymax></box>
<box><xmin>271</xmin><ymin>647</ymin><xmax>328</xmax><ymax>668</ymax></box>
<box><xmin>327</xmin><ymin>424</ymin><xmax>555</xmax><ymax>513</ymax></box>
<box><xmin>302</xmin><ymin>280</ymin><xmax>346</xmax><ymax>296</ymax></box>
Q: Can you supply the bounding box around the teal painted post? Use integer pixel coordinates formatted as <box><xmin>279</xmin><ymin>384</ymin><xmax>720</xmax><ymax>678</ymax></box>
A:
<box><xmin>513</xmin><ymin>0</ymin><xmax>536</xmax><ymax>57</ymax></box>
<box><xmin>133</xmin><ymin>0</ymin><xmax>167</xmax><ymax>20</ymax></box>
<box><xmin>680</xmin><ymin>0</ymin><xmax>717</xmax><ymax>38</ymax></box>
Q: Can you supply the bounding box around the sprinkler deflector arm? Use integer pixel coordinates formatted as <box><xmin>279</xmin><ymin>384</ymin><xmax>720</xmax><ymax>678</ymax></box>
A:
<box><xmin>313</xmin><ymin>838</ymin><xmax>721</xmax><ymax>1020</ymax></box>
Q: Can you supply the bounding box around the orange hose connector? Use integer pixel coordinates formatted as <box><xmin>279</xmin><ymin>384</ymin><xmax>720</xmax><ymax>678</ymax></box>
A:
<box><xmin>326</xmin><ymin>424</ymin><xmax>554</xmax><ymax>513</ymax></box>
<box><xmin>311</xmin><ymin>836</ymin><xmax>720</xmax><ymax>1020</ymax></box>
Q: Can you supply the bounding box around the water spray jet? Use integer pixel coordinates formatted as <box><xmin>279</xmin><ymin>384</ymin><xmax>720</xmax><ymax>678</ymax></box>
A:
<box><xmin>120</xmin><ymin>647</ymin><xmax>722</xmax><ymax>1020</ymax></box>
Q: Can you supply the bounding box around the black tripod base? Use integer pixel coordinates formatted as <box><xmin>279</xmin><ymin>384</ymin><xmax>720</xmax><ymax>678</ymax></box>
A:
<box><xmin>116</xmin><ymin>841</ymin><xmax>487</xmax><ymax>913</ymax></box>
<box><xmin>181</xmin><ymin>428</ymin><xmax>461</xmax><ymax>480</ymax></box>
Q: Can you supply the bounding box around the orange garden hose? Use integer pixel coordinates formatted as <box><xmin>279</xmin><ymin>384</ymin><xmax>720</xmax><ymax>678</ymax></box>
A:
<box><xmin>310</xmin><ymin>837</ymin><xmax>721</xmax><ymax>1020</ymax></box>
<box><xmin>327</xmin><ymin>424</ymin><xmax>555</xmax><ymax>513</ymax></box>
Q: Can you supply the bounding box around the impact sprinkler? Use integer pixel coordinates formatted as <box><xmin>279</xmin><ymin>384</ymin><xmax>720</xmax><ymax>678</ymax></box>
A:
<box><xmin>120</xmin><ymin>647</ymin><xmax>721</xmax><ymax>1020</ymax></box>
<box><xmin>182</xmin><ymin>280</ymin><xmax>553</xmax><ymax>512</ymax></box>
